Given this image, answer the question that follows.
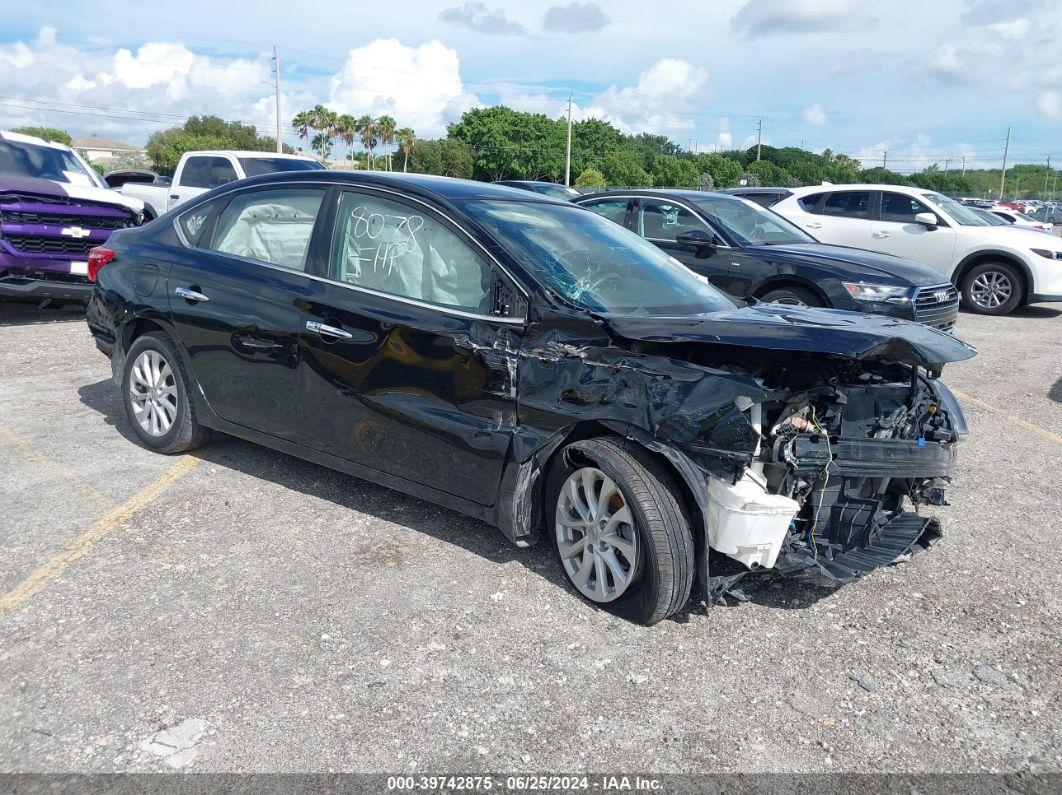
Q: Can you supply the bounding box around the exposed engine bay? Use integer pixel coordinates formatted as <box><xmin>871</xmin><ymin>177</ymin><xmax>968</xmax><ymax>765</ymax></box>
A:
<box><xmin>683</xmin><ymin>349</ymin><xmax>966</xmax><ymax>596</ymax></box>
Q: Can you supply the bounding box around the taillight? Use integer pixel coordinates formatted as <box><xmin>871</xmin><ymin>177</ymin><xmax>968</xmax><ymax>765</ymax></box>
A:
<box><xmin>87</xmin><ymin>246</ymin><xmax>116</xmax><ymax>282</ymax></box>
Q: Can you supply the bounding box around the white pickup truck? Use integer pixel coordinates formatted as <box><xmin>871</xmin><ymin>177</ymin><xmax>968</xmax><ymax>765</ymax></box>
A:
<box><xmin>122</xmin><ymin>150</ymin><xmax>323</xmax><ymax>220</ymax></box>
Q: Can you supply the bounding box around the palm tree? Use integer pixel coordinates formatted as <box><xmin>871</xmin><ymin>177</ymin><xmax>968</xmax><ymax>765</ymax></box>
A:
<box><xmin>291</xmin><ymin>111</ymin><xmax>313</xmax><ymax>151</ymax></box>
<box><xmin>397</xmin><ymin>127</ymin><xmax>415</xmax><ymax>172</ymax></box>
<box><xmin>357</xmin><ymin>115</ymin><xmax>377</xmax><ymax>170</ymax></box>
<box><xmin>377</xmin><ymin>115</ymin><xmax>397</xmax><ymax>171</ymax></box>
<box><xmin>335</xmin><ymin>114</ymin><xmax>357</xmax><ymax>162</ymax></box>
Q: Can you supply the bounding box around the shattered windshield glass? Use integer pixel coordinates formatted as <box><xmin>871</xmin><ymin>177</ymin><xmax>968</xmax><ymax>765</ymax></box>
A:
<box><xmin>465</xmin><ymin>199</ymin><xmax>735</xmax><ymax>316</ymax></box>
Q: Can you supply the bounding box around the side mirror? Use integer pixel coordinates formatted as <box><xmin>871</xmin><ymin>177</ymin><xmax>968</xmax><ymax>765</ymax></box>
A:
<box><xmin>914</xmin><ymin>212</ymin><xmax>939</xmax><ymax>229</ymax></box>
<box><xmin>675</xmin><ymin>229</ymin><xmax>717</xmax><ymax>252</ymax></box>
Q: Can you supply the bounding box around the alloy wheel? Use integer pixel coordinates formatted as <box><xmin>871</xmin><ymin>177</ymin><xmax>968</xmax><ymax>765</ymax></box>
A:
<box><xmin>555</xmin><ymin>467</ymin><xmax>638</xmax><ymax>603</ymax></box>
<box><xmin>970</xmin><ymin>270</ymin><xmax>1013</xmax><ymax>309</ymax></box>
<box><xmin>129</xmin><ymin>349</ymin><xmax>178</xmax><ymax>437</ymax></box>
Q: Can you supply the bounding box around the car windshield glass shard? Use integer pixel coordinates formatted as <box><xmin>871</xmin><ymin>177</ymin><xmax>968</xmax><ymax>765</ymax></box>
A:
<box><xmin>465</xmin><ymin>199</ymin><xmax>733</xmax><ymax>316</ymax></box>
<box><xmin>238</xmin><ymin>157</ymin><xmax>324</xmax><ymax>177</ymax></box>
<box><xmin>923</xmin><ymin>192</ymin><xmax>987</xmax><ymax>226</ymax></box>
<box><xmin>693</xmin><ymin>196</ymin><xmax>815</xmax><ymax>245</ymax></box>
<box><xmin>0</xmin><ymin>139</ymin><xmax>99</xmax><ymax>186</ymax></box>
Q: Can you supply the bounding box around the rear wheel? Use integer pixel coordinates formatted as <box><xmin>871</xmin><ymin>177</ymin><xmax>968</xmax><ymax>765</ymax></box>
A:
<box><xmin>122</xmin><ymin>331</ymin><xmax>211</xmax><ymax>454</ymax></box>
<box><xmin>759</xmin><ymin>285</ymin><xmax>825</xmax><ymax>307</ymax></box>
<box><xmin>547</xmin><ymin>438</ymin><xmax>694</xmax><ymax>625</ymax></box>
<box><xmin>961</xmin><ymin>262</ymin><xmax>1023</xmax><ymax>315</ymax></box>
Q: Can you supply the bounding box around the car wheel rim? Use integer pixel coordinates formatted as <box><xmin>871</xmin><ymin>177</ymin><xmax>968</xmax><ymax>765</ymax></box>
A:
<box><xmin>129</xmin><ymin>350</ymin><xmax>178</xmax><ymax>437</ymax></box>
<box><xmin>555</xmin><ymin>467</ymin><xmax>638</xmax><ymax>603</ymax></box>
<box><xmin>970</xmin><ymin>271</ymin><xmax>1012</xmax><ymax>309</ymax></box>
<box><xmin>769</xmin><ymin>296</ymin><xmax>807</xmax><ymax>307</ymax></box>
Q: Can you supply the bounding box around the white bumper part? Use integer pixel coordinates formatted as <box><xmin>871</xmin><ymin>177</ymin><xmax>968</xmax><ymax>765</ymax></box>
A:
<box><xmin>707</xmin><ymin>472</ymin><xmax>800</xmax><ymax>570</ymax></box>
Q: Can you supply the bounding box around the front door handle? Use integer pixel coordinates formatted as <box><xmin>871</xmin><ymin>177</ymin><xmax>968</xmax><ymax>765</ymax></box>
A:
<box><xmin>175</xmin><ymin>286</ymin><xmax>209</xmax><ymax>302</ymax></box>
<box><xmin>805</xmin><ymin>222</ymin><xmax>823</xmax><ymax>229</ymax></box>
<box><xmin>872</xmin><ymin>231</ymin><xmax>891</xmax><ymax>239</ymax></box>
<box><xmin>306</xmin><ymin>320</ymin><xmax>353</xmax><ymax>340</ymax></box>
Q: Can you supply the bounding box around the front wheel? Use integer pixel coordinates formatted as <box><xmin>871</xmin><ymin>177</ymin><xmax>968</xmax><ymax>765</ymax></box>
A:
<box><xmin>546</xmin><ymin>438</ymin><xmax>694</xmax><ymax>625</ymax></box>
<box><xmin>759</xmin><ymin>285</ymin><xmax>825</xmax><ymax>307</ymax></box>
<box><xmin>961</xmin><ymin>262</ymin><xmax>1023</xmax><ymax>315</ymax></box>
<box><xmin>122</xmin><ymin>331</ymin><xmax>211</xmax><ymax>454</ymax></box>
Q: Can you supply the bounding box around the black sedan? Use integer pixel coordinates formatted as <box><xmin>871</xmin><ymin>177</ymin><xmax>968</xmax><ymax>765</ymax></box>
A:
<box><xmin>494</xmin><ymin>180</ymin><xmax>581</xmax><ymax>200</ymax></box>
<box><xmin>574</xmin><ymin>189</ymin><xmax>960</xmax><ymax>333</ymax></box>
<box><xmin>85</xmin><ymin>172</ymin><xmax>973</xmax><ymax>625</ymax></box>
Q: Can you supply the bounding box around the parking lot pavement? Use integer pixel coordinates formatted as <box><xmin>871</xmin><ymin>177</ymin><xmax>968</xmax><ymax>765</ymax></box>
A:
<box><xmin>0</xmin><ymin>302</ymin><xmax>1059</xmax><ymax>774</ymax></box>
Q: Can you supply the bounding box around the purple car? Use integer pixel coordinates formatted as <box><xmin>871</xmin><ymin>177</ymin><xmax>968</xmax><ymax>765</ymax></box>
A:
<box><xmin>0</xmin><ymin>130</ymin><xmax>144</xmax><ymax>304</ymax></box>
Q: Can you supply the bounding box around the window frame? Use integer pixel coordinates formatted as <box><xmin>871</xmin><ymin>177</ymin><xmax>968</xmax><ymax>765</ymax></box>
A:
<box><xmin>324</xmin><ymin>186</ymin><xmax>527</xmax><ymax>322</ymax></box>
<box><xmin>628</xmin><ymin>195</ymin><xmax>733</xmax><ymax>248</ymax></box>
<box><xmin>817</xmin><ymin>190</ymin><xmax>874</xmax><ymax>221</ymax></box>
<box><xmin>577</xmin><ymin>196</ymin><xmax>634</xmax><ymax>229</ymax></box>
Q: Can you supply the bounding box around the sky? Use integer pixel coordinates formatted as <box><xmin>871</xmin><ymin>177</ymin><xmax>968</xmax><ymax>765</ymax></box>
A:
<box><xmin>0</xmin><ymin>0</ymin><xmax>1059</xmax><ymax>172</ymax></box>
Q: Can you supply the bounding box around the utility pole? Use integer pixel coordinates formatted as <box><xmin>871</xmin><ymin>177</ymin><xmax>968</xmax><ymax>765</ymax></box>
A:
<box><xmin>273</xmin><ymin>46</ymin><xmax>282</xmax><ymax>154</ymax></box>
<box><xmin>943</xmin><ymin>158</ymin><xmax>949</xmax><ymax>178</ymax></box>
<box><xmin>961</xmin><ymin>155</ymin><xmax>966</xmax><ymax>177</ymax></box>
<box><xmin>756</xmin><ymin>118</ymin><xmax>762</xmax><ymax>161</ymax></box>
<box><xmin>1044</xmin><ymin>156</ymin><xmax>1051</xmax><ymax>198</ymax></box>
<box><xmin>882</xmin><ymin>150</ymin><xmax>888</xmax><ymax>170</ymax></box>
<box><xmin>564</xmin><ymin>94</ymin><xmax>572</xmax><ymax>187</ymax></box>
<box><xmin>999</xmin><ymin>126</ymin><xmax>1011</xmax><ymax>199</ymax></box>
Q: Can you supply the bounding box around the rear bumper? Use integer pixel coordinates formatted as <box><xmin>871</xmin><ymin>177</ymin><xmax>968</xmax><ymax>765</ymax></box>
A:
<box><xmin>0</xmin><ymin>274</ymin><xmax>93</xmax><ymax>302</ymax></box>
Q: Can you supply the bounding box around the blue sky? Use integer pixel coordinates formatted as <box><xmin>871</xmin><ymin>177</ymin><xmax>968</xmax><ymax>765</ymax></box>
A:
<box><xmin>1</xmin><ymin>0</ymin><xmax>1059</xmax><ymax>171</ymax></box>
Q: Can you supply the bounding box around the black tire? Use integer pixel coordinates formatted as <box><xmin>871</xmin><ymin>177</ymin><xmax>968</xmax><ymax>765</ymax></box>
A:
<box><xmin>960</xmin><ymin>262</ymin><xmax>1023</xmax><ymax>315</ymax></box>
<box><xmin>546</xmin><ymin>438</ymin><xmax>694</xmax><ymax>625</ymax></box>
<box><xmin>121</xmin><ymin>331</ymin><xmax>211</xmax><ymax>454</ymax></box>
<box><xmin>759</xmin><ymin>285</ymin><xmax>825</xmax><ymax>307</ymax></box>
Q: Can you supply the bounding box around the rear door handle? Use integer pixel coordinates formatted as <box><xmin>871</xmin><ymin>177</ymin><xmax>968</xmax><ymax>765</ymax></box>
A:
<box><xmin>805</xmin><ymin>222</ymin><xmax>823</xmax><ymax>229</ymax></box>
<box><xmin>872</xmin><ymin>231</ymin><xmax>891</xmax><ymax>239</ymax></box>
<box><xmin>306</xmin><ymin>320</ymin><xmax>353</xmax><ymax>340</ymax></box>
<box><xmin>175</xmin><ymin>286</ymin><xmax>209</xmax><ymax>302</ymax></box>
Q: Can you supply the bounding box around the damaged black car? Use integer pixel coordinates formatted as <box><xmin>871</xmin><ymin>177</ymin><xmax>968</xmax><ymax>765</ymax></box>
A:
<box><xmin>85</xmin><ymin>172</ymin><xmax>976</xmax><ymax>625</ymax></box>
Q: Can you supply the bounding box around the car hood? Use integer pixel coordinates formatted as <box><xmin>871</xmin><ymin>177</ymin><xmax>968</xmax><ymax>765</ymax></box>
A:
<box><xmin>0</xmin><ymin>173</ymin><xmax>144</xmax><ymax>213</ymax></box>
<box><xmin>746</xmin><ymin>243</ymin><xmax>945</xmax><ymax>286</ymax></box>
<box><xmin>604</xmin><ymin>304</ymin><xmax>976</xmax><ymax>368</ymax></box>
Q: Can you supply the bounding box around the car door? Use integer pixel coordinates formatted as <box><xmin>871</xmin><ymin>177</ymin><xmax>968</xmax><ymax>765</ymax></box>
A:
<box><xmin>166</xmin><ymin>184</ymin><xmax>328</xmax><ymax>440</ymax></box>
<box><xmin>296</xmin><ymin>187</ymin><xmax>523</xmax><ymax>506</ymax></box>
<box><xmin>632</xmin><ymin>197</ymin><xmax>733</xmax><ymax>290</ymax></box>
<box><xmin>800</xmin><ymin>190</ymin><xmax>874</xmax><ymax>249</ymax></box>
<box><xmin>871</xmin><ymin>191</ymin><xmax>956</xmax><ymax>271</ymax></box>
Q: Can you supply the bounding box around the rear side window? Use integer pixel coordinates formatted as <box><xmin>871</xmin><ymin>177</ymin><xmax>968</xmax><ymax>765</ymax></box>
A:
<box><xmin>580</xmin><ymin>199</ymin><xmax>629</xmax><ymax>225</ymax></box>
<box><xmin>178</xmin><ymin>198</ymin><xmax>223</xmax><ymax>247</ymax></box>
<box><xmin>180</xmin><ymin>157</ymin><xmax>212</xmax><ymax>189</ymax></box>
<box><xmin>820</xmin><ymin>191</ymin><xmax>871</xmax><ymax>219</ymax></box>
<box><xmin>799</xmin><ymin>193</ymin><xmax>825</xmax><ymax>212</ymax></box>
<box><xmin>881</xmin><ymin>192</ymin><xmax>933</xmax><ymax>223</ymax></box>
<box><xmin>209</xmin><ymin>157</ymin><xmax>238</xmax><ymax>188</ymax></box>
<box><xmin>210</xmin><ymin>188</ymin><xmax>326</xmax><ymax>271</ymax></box>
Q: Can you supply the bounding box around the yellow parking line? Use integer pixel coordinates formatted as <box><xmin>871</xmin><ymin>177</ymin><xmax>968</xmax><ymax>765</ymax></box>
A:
<box><xmin>0</xmin><ymin>455</ymin><xmax>199</xmax><ymax>622</ymax></box>
<box><xmin>950</xmin><ymin>387</ymin><xmax>1062</xmax><ymax>446</ymax></box>
<box><xmin>0</xmin><ymin>424</ymin><xmax>113</xmax><ymax>510</ymax></box>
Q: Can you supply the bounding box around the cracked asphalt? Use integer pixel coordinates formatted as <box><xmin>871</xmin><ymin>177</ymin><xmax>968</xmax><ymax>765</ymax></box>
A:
<box><xmin>0</xmin><ymin>300</ymin><xmax>1059</xmax><ymax>774</ymax></box>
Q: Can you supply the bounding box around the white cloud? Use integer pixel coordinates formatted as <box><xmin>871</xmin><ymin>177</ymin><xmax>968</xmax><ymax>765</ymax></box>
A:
<box><xmin>1037</xmin><ymin>90</ymin><xmax>1061</xmax><ymax>119</ymax></box>
<box><xmin>589</xmin><ymin>58</ymin><xmax>709</xmax><ymax>135</ymax></box>
<box><xmin>802</xmin><ymin>102</ymin><xmax>828</xmax><ymax>126</ymax></box>
<box><xmin>328</xmin><ymin>39</ymin><xmax>479</xmax><ymax>138</ymax></box>
<box><xmin>732</xmin><ymin>0</ymin><xmax>861</xmax><ymax>37</ymax></box>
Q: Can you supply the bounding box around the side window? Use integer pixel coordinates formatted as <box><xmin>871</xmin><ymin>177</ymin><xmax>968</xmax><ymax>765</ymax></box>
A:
<box><xmin>330</xmin><ymin>191</ymin><xmax>494</xmax><ymax>315</ymax></box>
<box><xmin>580</xmin><ymin>199</ymin><xmax>629</xmax><ymax>226</ymax></box>
<box><xmin>210</xmin><ymin>157</ymin><xmax>238</xmax><ymax>188</ymax></box>
<box><xmin>821</xmin><ymin>191</ymin><xmax>871</xmax><ymax>219</ymax></box>
<box><xmin>880</xmin><ymin>192</ymin><xmax>934</xmax><ymax>223</ymax></box>
<box><xmin>637</xmin><ymin>200</ymin><xmax>709</xmax><ymax>242</ymax></box>
<box><xmin>210</xmin><ymin>188</ymin><xmax>325</xmax><ymax>271</ymax></box>
<box><xmin>180</xmin><ymin>157</ymin><xmax>212</xmax><ymax>189</ymax></box>
<box><xmin>177</xmin><ymin>197</ymin><xmax>222</xmax><ymax>247</ymax></box>
<box><xmin>799</xmin><ymin>192</ymin><xmax>825</xmax><ymax>213</ymax></box>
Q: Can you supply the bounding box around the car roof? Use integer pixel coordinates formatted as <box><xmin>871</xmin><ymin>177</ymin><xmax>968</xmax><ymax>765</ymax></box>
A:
<box><xmin>187</xmin><ymin>150</ymin><xmax>317</xmax><ymax>160</ymax></box>
<box><xmin>228</xmin><ymin>170</ymin><xmax>574</xmax><ymax>204</ymax></box>
<box><xmin>575</xmin><ymin>187</ymin><xmax>747</xmax><ymax>204</ymax></box>
<box><xmin>788</xmin><ymin>183</ymin><xmax>928</xmax><ymax>194</ymax></box>
<box><xmin>717</xmin><ymin>187</ymin><xmax>791</xmax><ymax>194</ymax></box>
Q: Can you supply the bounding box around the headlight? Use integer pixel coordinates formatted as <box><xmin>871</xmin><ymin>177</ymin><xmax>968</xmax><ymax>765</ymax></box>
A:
<box><xmin>1031</xmin><ymin>248</ymin><xmax>1062</xmax><ymax>260</ymax></box>
<box><xmin>842</xmin><ymin>282</ymin><xmax>912</xmax><ymax>302</ymax></box>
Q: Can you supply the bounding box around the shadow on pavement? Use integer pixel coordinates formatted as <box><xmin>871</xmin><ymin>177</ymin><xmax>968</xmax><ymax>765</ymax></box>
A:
<box><xmin>0</xmin><ymin>302</ymin><xmax>86</xmax><ymax>327</ymax></box>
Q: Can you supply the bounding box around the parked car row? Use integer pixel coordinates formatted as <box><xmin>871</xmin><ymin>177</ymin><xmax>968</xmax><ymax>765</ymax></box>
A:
<box><xmin>85</xmin><ymin>170</ymin><xmax>974</xmax><ymax>624</ymax></box>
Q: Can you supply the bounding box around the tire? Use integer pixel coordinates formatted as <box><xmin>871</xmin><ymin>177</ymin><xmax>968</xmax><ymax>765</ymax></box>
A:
<box><xmin>960</xmin><ymin>262</ymin><xmax>1023</xmax><ymax>315</ymax></box>
<box><xmin>759</xmin><ymin>285</ymin><xmax>825</xmax><ymax>307</ymax></box>
<box><xmin>546</xmin><ymin>438</ymin><xmax>694</xmax><ymax>625</ymax></box>
<box><xmin>121</xmin><ymin>331</ymin><xmax>211</xmax><ymax>454</ymax></box>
